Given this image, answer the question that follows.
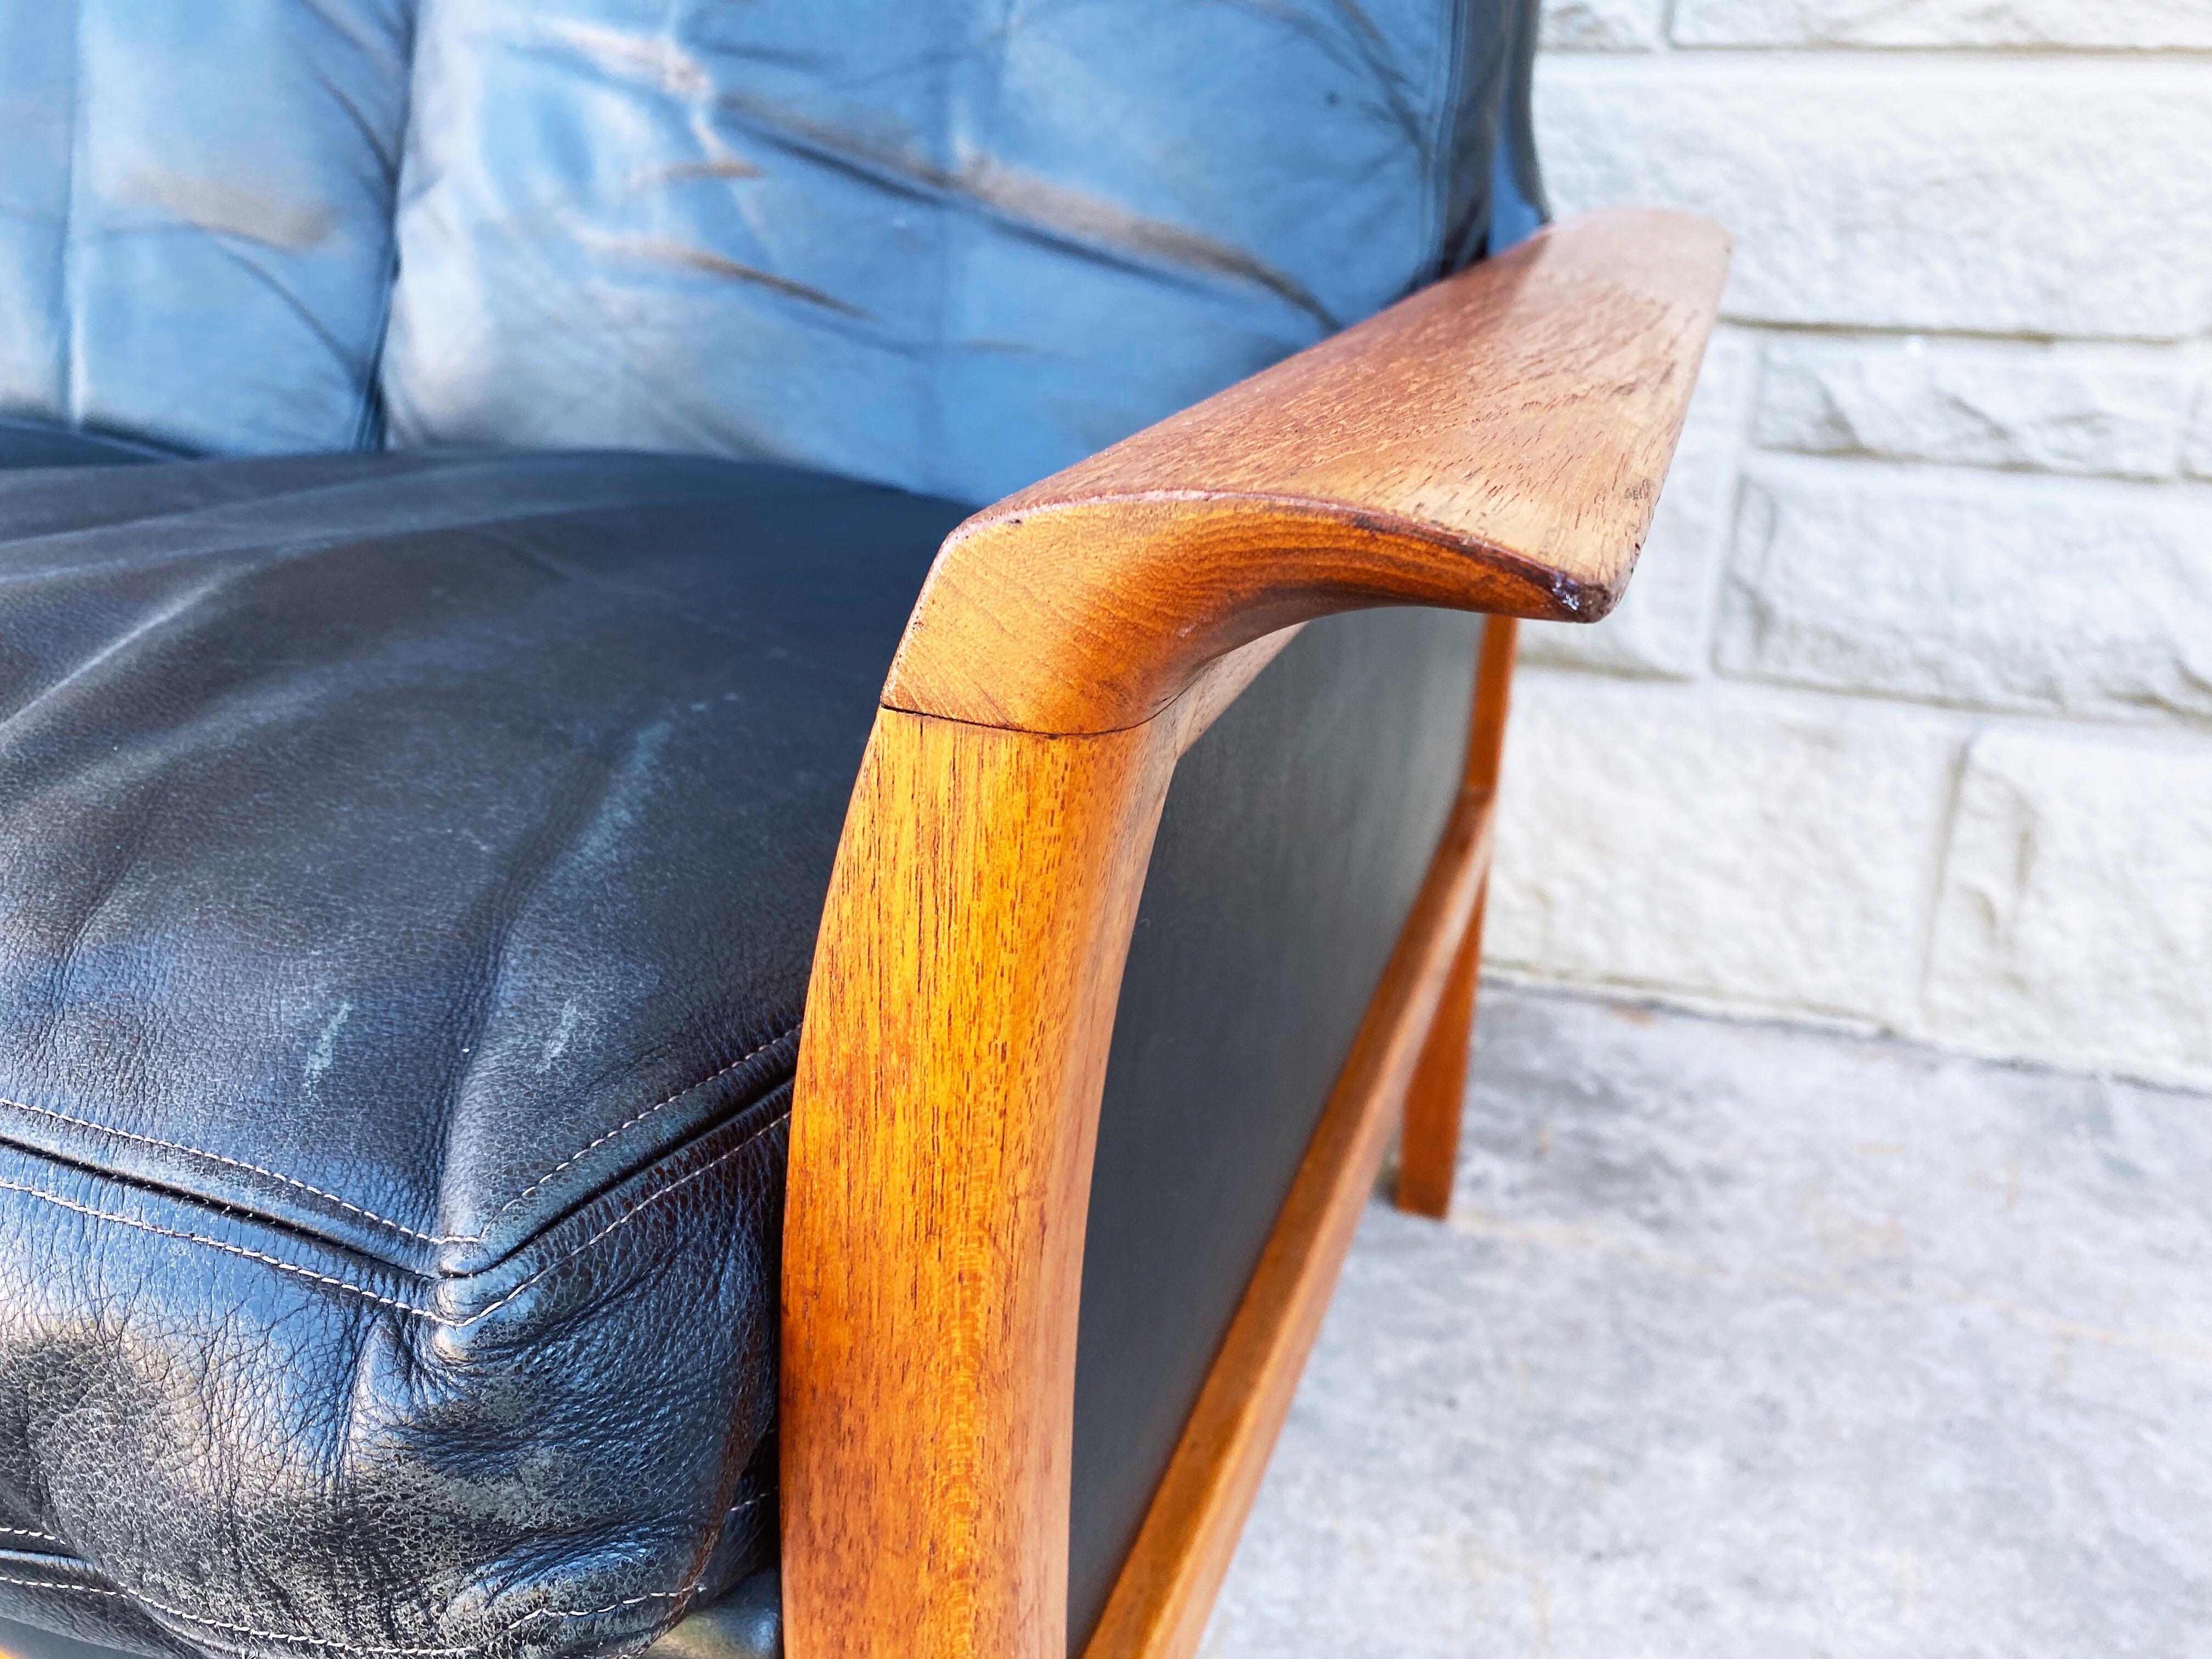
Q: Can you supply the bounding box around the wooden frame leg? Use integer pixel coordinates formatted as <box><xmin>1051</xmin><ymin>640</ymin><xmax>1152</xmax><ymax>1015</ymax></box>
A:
<box><xmin>1396</xmin><ymin>614</ymin><xmax>1517</xmax><ymax>1219</ymax></box>
<box><xmin>1396</xmin><ymin>888</ymin><xmax>1483</xmax><ymax>1218</ymax></box>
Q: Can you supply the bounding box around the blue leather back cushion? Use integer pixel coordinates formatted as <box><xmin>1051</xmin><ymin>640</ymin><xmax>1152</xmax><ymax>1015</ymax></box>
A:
<box><xmin>0</xmin><ymin>2</ymin><xmax>411</xmax><ymax>458</ymax></box>
<box><xmin>0</xmin><ymin>0</ymin><xmax>1537</xmax><ymax>504</ymax></box>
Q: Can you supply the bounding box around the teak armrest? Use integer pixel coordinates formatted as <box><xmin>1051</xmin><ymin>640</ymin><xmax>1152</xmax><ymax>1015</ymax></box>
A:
<box><xmin>885</xmin><ymin>207</ymin><xmax>1730</xmax><ymax>735</ymax></box>
<box><xmin>784</xmin><ymin>208</ymin><xmax>1731</xmax><ymax>1659</ymax></box>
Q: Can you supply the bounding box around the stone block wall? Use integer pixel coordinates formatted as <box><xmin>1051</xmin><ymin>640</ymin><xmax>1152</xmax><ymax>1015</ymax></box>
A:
<box><xmin>1488</xmin><ymin>1</ymin><xmax>2212</xmax><ymax>1087</ymax></box>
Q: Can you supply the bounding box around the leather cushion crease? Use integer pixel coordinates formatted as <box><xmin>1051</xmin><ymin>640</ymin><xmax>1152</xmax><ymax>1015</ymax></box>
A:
<box><xmin>0</xmin><ymin>451</ymin><xmax>962</xmax><ymax>1659</ymax></box>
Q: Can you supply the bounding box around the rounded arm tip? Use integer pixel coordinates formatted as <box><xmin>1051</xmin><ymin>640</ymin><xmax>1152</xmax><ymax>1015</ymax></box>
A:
<box><xmin>883</xmin><ymin>207</ymin><xmax>1733</xmax><ymax>736</ymax></box>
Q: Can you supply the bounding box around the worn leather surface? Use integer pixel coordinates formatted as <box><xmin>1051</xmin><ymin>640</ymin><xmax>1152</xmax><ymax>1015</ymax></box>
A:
<box><xmin>0</xmin><ymin>2</ymin><xmax>411</xmax><ymax>457</ymax></box>
<box><xmin>0</xmin><ymin>450</ymin><xmax>962</xmax><ymax>1659</ymax></box>
<box><xmin>381</xmin><ymin>0</ymin><xmax>1536</xmax><ymax>503</ymax></box>
<box><xmin>0</xmin><ymin>1613</ymin><xmax>197</xmax><ymax>1659</ymax></box>
<box><xmin>2</xmin><ymin>0</ymin><xmax>1537</xmax><ymax>497</ymax></box>
<box><xmin>2</xmin><ymin>0</ymin><xmax>1541</xmax><ymax>498</ymax></box>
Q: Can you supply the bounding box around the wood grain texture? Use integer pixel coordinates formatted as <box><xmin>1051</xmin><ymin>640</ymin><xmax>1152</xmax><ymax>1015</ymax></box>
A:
<box><xmin>1464</xmin><ymin>615</ymin><xmax>1519</xmax><ymax>796</ymax></box>
<box><xmin>885</xmin><ymin>210</ymin><xmax>1730</xmax><ymax>734</ymax></box>
<box><xmin>1395</xmin><ymin>887</ymin><xmax>1485</xmax><ymax>1220</ymax></box>
<box><xmin>1083</xmin><ymin>786</ymin><xmax>1499</xmax><ymax>1659</ymax></box>
<box><xmin>782</xmin><ymin>707</ymin><xmax>1180</xmax><ymax>1659</ymax></box>
<box><xmin>1169</xmin><ymin>624</ymin><xmax>1305</xmax><ymax>758</ymax></box>
<box><xmin>1397</xmin><ymin>614</ymin><xmax>1519</xmax><ymax>1218</ymax></box>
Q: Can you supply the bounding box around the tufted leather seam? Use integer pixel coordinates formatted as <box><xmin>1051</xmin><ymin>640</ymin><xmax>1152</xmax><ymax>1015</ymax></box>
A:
<box><xmin>0</xmin><ymin>1023</ymin><xmax>800</xmax><ymax>1249</ymax></box>
<box><xmin>479</xmin><ymin>1024</ymin><xmax>800</xmax><ymax>1228</ymax></box>
<box><xmin>0</xmin><ymin>1177</ymin><xmax>435</xmax><ymax>1318</ymax></box>
<box><xmin>0</xmin><ymin>1572</ymin><xmax>707</xmax><ymax>1655</ymax></box>
<box><xmin>441</xmin><ymin>1104</ymin><xmax>792</xmax><ymax>1328</ymax></box>
<box><xmin>0</xmin><ymin>1095</ymin><xmax>465</xmax><ymax>1245</ymax></box>
<box><xmin>0</xmin><ymin>1105</ymin><xmax>791</xmax><ymax>1329</ymax></box>
<box><xmin>0</xmin><ymin>1575</ymin><xmax>123</xmax><ymax>1600</ymax></box>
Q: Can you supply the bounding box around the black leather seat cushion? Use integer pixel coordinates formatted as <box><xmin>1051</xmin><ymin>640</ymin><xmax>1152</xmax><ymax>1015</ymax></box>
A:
<box><xmin>0</xmin><ymin>452</ymin><xmax>965</xmax><ymax>1659</ymax></box>
<box><xmin>0</xmin><ymin>419</ymin><xmax>180</xmax><ymax>471</ymax></box>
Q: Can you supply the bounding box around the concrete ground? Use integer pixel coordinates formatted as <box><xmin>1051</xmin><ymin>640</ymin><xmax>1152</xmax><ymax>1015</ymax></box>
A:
<box><xmin>1200</xmin><ymin>984</ymin><xmax>2212</xmax><ymax>1658</ymax></box>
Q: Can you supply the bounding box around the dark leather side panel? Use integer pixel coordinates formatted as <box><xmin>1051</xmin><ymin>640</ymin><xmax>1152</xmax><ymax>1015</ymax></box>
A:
<box><xmin>1071</xmin><ymin>607</ymin><xmax>1480</xmax><ymax>1645</ymax></box>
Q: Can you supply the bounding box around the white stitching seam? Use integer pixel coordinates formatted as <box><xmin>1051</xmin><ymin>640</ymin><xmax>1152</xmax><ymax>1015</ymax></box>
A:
<box><xmin>156</xmin><ymin>1582</ymin><xmax>705</xmax><ymax>1654</ymax></box>
<box><xmin>442</xmin><ymin>1106</ymin><xmax>791</xmax><ymax>1328</ymax></box>
<box><xmin>0</xmin><ymin>1098</ymin><xmax>461</xmax><ymax>1245</ymax></box>
<box><xmin>0</xmin><ymin>1575</ymin><xmax>121</xmax><ymax>1600</ymax></box>
<box><xmin>479</xmin><ymin>1028</ymin><xmax>797</xmax><ymax>1228</ymax></box>
<box><xmin>0</xmin><ymin>1572</ymin><xmax>707</xmax><ymax>1655</ymax></box>
<box><xmin>0</xmin><ymin>1180</ymin><xmax>432</xmax><ymax>1319</ymax></box>
<box><xmin>0</xmin><ymin>1105</ymin><xmax>792</xmax><ymax>1329</ymax></box>
<box><xmin>0</xmin><ymin>1525</ymin><xmax>59</xmax><ymax>1542</ymax></box>
<box><xmin>0</xmin><ymin>1024</ymin><xmax>800</xmax><ymax>1249</ymax></box>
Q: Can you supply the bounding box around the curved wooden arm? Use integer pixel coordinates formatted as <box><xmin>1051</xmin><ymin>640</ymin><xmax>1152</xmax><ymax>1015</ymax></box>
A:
<box><xmin>885</xmin><ymin>208</ymin><xmax>1731</xmax><ymax>735</ymax></box>
<box><xmin>783</xmin><ymin>206</ymin><xmax>1730</xmax><ymax>1659</ymax></box>
<box><xmin>785</xmin><ymin>710</ymin><xmax>1179</xmax><ymax>1659</ymax></box>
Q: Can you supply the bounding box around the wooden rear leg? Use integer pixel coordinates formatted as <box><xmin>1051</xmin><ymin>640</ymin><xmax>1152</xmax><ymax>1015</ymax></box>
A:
<box><xmin>1396</xmin><ymin>614</ymin><xmax>1517</xmax><ymax>1218</ymax></box>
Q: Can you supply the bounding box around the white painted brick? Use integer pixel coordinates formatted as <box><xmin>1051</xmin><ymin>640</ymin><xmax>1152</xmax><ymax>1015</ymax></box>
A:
<box><xmin>1486</xmin><ymin>673</ymin><xmax>1955</xmax><ymax>1026</ymax></box>
<box><xmin>1534</xmin><ymin>58</ymin><xmax>2212</xmax><ymax>338</ymax></box>
<box><xmin>1925</xmin><ymin>729</ymin><xmax>2212</xmax><ymax>1088</ymax></box>
<box><xmin>1717</xmin><ymin>465</ymin><xmax>2212</xmax><ymax>719</ymax></box>
<box><xmin>1540</xmin><ymin>0</ymin><xmax>1664</xmax><ymax>50</ymax></box>
<box><xmin>2185</xmin><ymin>379</ymin><xmax>2212</xmax><ymax>481</ymax></box>
<box><xmin>1755</xmin><ymin>336</ymin><xmax>2192</xmax><ymax>481</ymax></box>
<box><xmin>1521</xmin><ymin>326</ymin><xmax>1756</xmax><ymax>678</ymax></box>
<box><xmin>1673</xmin><ymin>0</ymin><xmax>2212</xmax><ymax>49</ymax></box>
